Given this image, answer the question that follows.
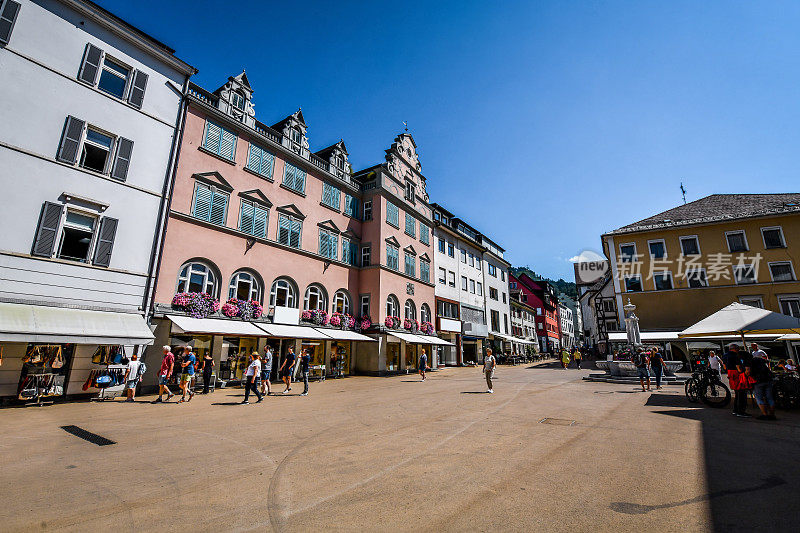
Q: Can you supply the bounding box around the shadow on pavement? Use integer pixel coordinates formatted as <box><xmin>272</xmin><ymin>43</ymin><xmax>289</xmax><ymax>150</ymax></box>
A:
<box><xmin>612</xmin><ymin>407</ymin><xmax>800</xmax><ymax>531</ymax></box>
<box><xmin>460</xmin><ymin>391</ymin><xmax>489</xmax><ymax>394</ymax></box>
<box><xmin>644</xmin><ymin>393</ymin><xmax>697</xmax><ymax>408</ymax></box>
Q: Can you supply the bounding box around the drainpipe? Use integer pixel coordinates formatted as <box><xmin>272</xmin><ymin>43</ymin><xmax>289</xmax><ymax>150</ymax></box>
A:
<box><xmin>141</xmin><ymin>74</ymin><xmax>192</xmax><ymax>320</ymax></box>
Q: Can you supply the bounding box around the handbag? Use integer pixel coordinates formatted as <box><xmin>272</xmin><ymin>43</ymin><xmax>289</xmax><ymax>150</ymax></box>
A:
<box><xmin>51</xmin><ymin>346</ymin><xmax>64</xmax><ymax>369</ymax></box>
<box><xmin>727</xmin><ymin>369</ymin><xmax>742</xmax><ymax>390</ymax></box>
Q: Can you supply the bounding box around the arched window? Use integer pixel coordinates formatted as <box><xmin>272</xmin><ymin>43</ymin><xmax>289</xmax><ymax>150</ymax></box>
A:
<box><xmin>333</xmin><ymin>290</ymin><xmax>351</xmax><ymax>315</ymax></box>
<box><xmin>229</xmin><ymin>271</ymin><xmax>261</xmax><ymax>302</ymax></box>
<box><xmin>270</xmin><ymin>277</ymin><xmax>297</xmax><ymax>308</ymax></box>
<box><xmin>177</xmin><ymin>261</ymin><xmax>217</xmax><ymax>295</ymax></box>
<box><xmin>304</xmin><ymin>284</ymin><xmax>328</xmax><ymax>312</ymax></box>
<box><xmin>404</xmin><ymin>299</ymin><xmax>416</xmax><ymax>320</ymax></box>
<box><xmin>420</xmin><ymin>303</ymin><xmax>431</xmax><ymax>323</ymax></box>
<box><xmin>386</xmin><ymin>294</ymin><xmax>400</xmax><ymax>318</ymax></box>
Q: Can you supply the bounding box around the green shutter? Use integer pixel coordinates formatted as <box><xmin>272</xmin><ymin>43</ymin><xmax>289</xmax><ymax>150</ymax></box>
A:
<box><xmin>253</xmin><ymin>205</ymin><xmax>268</xmax><ymax>237</ymax></box>
<box><xmin>204</xmin><ymin>121</ymin><xmax>221</xmax><ymax>154</ymax></box>
<box><xmin>193</xmin><ymin>183</ymin><xmax>212</xmax><ymax>221</ymax></box>
<box><xmin>209</xmin><ymin>191</ymin><xmax>228</xmax><ymax>225</ymax></box>
<box><xmin>240</xmin><ymin>200</ymin><xmax>255</xmax><ymax>234</ymax></box>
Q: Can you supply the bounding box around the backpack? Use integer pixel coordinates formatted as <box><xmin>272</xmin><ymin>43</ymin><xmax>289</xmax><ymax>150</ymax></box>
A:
<box><xmin>137</xmin><ymin>362</ymin><xmax>147</xmax><ymax>377</ymax></box>
<box><xmin>632</xmin><ymin>353</ymin><xmax>643</xmax><ymax>366</ymax></box>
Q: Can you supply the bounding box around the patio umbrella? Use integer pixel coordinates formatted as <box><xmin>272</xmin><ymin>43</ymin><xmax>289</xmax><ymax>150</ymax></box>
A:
<box><xmin>678</xmin><ymin>302</ymin><xmax>800</xmax><ymax>347</ymax></box>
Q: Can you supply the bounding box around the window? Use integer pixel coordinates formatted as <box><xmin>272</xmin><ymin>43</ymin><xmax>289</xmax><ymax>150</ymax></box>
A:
<box><xmin>619</xmin><ymin>243</ymin><xmax>637</xmax><ymax>262</ymax></box>
<box><xmin>504</xmin><ymin>314</ymin><xmax>509</xmax><ymax>334</ymax></box>
<box><xmin>648</xmin><ymin>239</ymin><xmax>666</xmax><ymax>259</ymax></box>
<box><xmin>653</xmin><ymin>271</ymin><xmax>673</xmax><ymax>290</ymax></box>
<box><xmin>421</xmin><ymin>303</ymin><xmax>431</xmax><ymax>324</ymax></box>
<box><xmin>229</xmin><ymin>271</ymin><xmax>260</xmax><ymax>301</ymax></box>
<box><xmin>333</xmin><ymin>290</ymin><xmax>351</xmax><ymax>314</ymax></box>
<box><xmin>386</xmin><ymin>244</ymin><xmax>399</xmax><ymax>271</ymax></box>
<box><xmin>57</xmin><ymin>210</ymin><xmax>97</xmax><ymax>262</ymax></box>
<box><xmin>438</xmin><ymin>238</ymin><xmax>445</xmax><ymax>253</ymax></box>
<box><xmin>386</xmin><ymin>202</ymin><xmax>399</xmax><ymax>227</ymax></box>
<box><xmin>476</xmin><ymin>257</ymin><xmax>481</xmax><ymax>270</ymax></box>
<box><xmin>404</xmin><ymin>299</ymin><xmax>416</xmax><ymax>320</ymax></box>
<box><xmin>192</xmin><ymin>182</ymin><xmax>229</xmax><ymax>226</ymax></box>
<box><xmin>344</xmin><ymin>194</ymin><xmax>359</xmax><ymax>218</ymax></box>
<box><xmin>468</xmin><ymin>279</ymin><xmax>475</xmax><ymax>294</ymax></box>
<box><xmin>419</xmin><ymin>223</ymin><xmax>430</xmax><ymax>245</ymax></box>
<box><xmin>460</xmin><ymin>249</ymin><xmax>467</xmax><ymax>263</ymax></box>
<box><xmin>437</xmin><ymin>300</ymin><xmax>459</xmax><ymax>319</ymax></box>
<box><xmin>726</xmin><ymin>231</ymin><xmax>748</xmax><ymax>253</ymax></box>
<box><xmin>405</xmin><ymin>181</ymin><xmax>416</xmax><ymax>203</ymax></box>
<box><xmin>231</xmin><ymin>91</ymin><xmax>245</xmax><ymax>111</ymax></box>
<box><xmin>447</xmin><ymin>243</ymin><xmax>454</xmax><ymax>257</ymax></box>
<box><xmin>502</xmin><ymin>292</ymin><xmax>507</xmax><ymax>303</ymax></box>
<box><xmin>420</xmin><ymin>260</ymin><xmax>430</xmax><ymax>283</ymax></box>
<box><xmin>270</xmin><ymin>278</ymin><xmax>297</xmax><ymax>308</ymax></box>
<box><xmin>469</xmin><ymin>253</ymin><xmax>474</xmax><ymax>267</ymax></box>
<box><xmin>448</xmin><ymin>271</ymin><xmax>456</xmax><ymax>287</ymax></box>
<box><xmin>56</xmin><ymin>117</ymin><xmax>133</xmax><ymax>180</ymax></box>
<box><xmin>501</xmin><ymin>271</ymin><xmax>505</xmax><ymax>282</ymax></box>
<box><xmin>203</xmin><ymin>120</ymin><xmax>237</xmax><ymax>161</ymax></box>
<box><xmin>0</xmin><ymin>1</ymin><xmax>21</xmax><ymax>46</ymax></box>
<box><xmin>680</xmin><ymin>236</ymin><xmax>700</xmax><ymax>256</ymax></box>
<box><xmin>779</xmin><ymin>297</ymin><xmax>800</xmax><ymax>318</ymax></box>
<box><xmin>282</xmin><ymin>162</ymin><xmax>306</xmax><ymax>194</ymax></box>
<box><xmin>733</xmin><ymin>263</ymin><xmax>756</xmax><ymax>285</ymax></box>
<box><xmin>769</xmin><ymin>262</ymin><xmax>795</xmax><ymax>282</ymax></box>
<box><xmin>277</xmin><ymin>214</ymin><xmax>302</xmax><ymax>248</ymax></box>
<box><xmin>289</xmin><ymin>127</ymin><xmax>302</xmax><ymax>145</ymax></box>
<box><xmin>488</xmin><ymin>264</ymin><xmax>497</xmax><ymax>277</ymax></box>
<box><xmin>491</xmin><ymin>310</ymin><xmax>500</xmax><ymax>332</ymax></box>
<box><xmin>625</xmin><ymin>275</ymin><xmax>643</xmax><ymax>292</ymax></box>
<box><xmin>361</xmin><ymin>245</ymin><xmax>371</xmax><ymax>267</ymax></box>
<box><xmin>238</xmin><ymin>199</ymin><xmax>268</xmax><ymax>238</ymax></box>
<box><xmin>386</xmin><ymin>295</ymin><xmax>400</xmax><ymax>318</ymax></box>
<box><xmin>739</xmin><ymin>296</ymin><xmax>764</xmax><ymax>309</ymax></box>
<box><xmin>489</xmin><ymin>287</ymin><xmax>498</xmax><ymax>300</ymax></box>
<box><xmin>177</xmin><ymin>262</ymin><xmax>217</xmax><ymax>295</ymax></box>
<box><xmin>461</xmin><ymin>276</ymin><xmax>468</xmax><ymax>290</ymax></box>
<box><xmin>97</xmin><ymin>57</ymin><xmax>130</xmax><ymax>99</ymax></box>
<box><xmin>363</xmin><ymin>200</ymin><xmax>372</xmax><ymax>221</ymax></box>
<box><xmin>341</xmin><ymin>237</ymin><xmax>359</xmax><ymax>266</ymax></box>
<box><xmin>80</xmin><ymin>128</ymin><xmax>114</xmax><ymax>173</ymax></box>
<box><xmin>405</xmin><ymin>213</ymin><xmax>416</xmax><ymax>237</ymax></box>
<box><xmin>762</xmin><ymin>227</ymin><xmax>786</xmax><ymax>249</ymax></box>
<box><xmin>510</xmin><ymin>281</ymin><xmax>517</xmax><ymax>289</ymax></box>
<box><xmin>404</xmin><ymin>253</ymin><xmax>415</xmax><ymax>277</ymax></box>
<box><xmin>438</xmin><ymin>267</ymin><xmax>446</xmax><ymax>284</ymax></box>
<box><xmin>360</xmin><ymin>295</ymin><xmax>370</xmax><ymax>318</ymax></box>
<box><xmin>304</xmin><ymin>284</ymin><xmax>328</xmax><ymax>311</ymax></box>
<box><xmin>686</xmin><ymin>269</ymin><xmax>708</xmax><ymax>288</ymax></box>
<box><xmin>246</xmin><ymin>144</ymin><xmax>275</xmax><ymax>179</ymax></box>
<box><xmin>318</xmin><ymin>228</ymin><xmax>338</xmax><ymax>260</ymax></box>
<box><xmin>476</xmin><ymin>282</ymin><xmax>483</xmax><ymax>296</ymax></box>
<box><xmin>322</xmin><ymin>182</ymin><xmax>341</xmax><ymax>210</ymax></box>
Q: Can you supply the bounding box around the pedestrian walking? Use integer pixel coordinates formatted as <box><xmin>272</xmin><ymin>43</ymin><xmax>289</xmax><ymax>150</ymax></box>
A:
<box><xmin>561</xmin><ymin>348</ymin><xmax>570</xmax><ymax>369</ymax></box>
<box><xmin>201</xmin><ymin>352</ymin><xmax>214</xmax><ymax>394</ymax></box>
<box><xmin>750</xmin><ymin>343</ymin><xmax>768</xmax><ymax>361</ymax></box>
<box><xmin>260</xmin><ymin>346</ymin><xmax>273</xmax><ymax>396</ymax></box>
<box><xmin>708</xmin><ymin>350</ymin><xmax>725</xmax><ymax>382</ymax></box>
<box><xmin>124</xmin><ymin>353</ymin><xmax>142</xmax><ymax>402</ymax></box>
<box><xmin>156</xmin><ymin>345</ymin><xmax>174</xmax><ymax>403</ymax></box>
<box><xmin>484</xmin><ymin>348</ymin><xmax>496</xmax><ymax>393</ymax></box>
<box><xmin>241</xmin><ymin>352</ymin><xmax>263</xmax><ymax>404</ymax></box>
<box><xmin>419</xmin><ymin>348</ymin><xmax>429</xmax><ymax>381</ymax></box>
<box><xmin>751</xmin><ymin>350</ymin><xmax>776</xmax><ymax>420</ymax></box>
<box><xmin>574</xmin><ymin>349</ymin><xmax>582</xmax><ymax>369</ymax></box>
<box><xmin>279</xmin><ymin>346</ymin><xmax>297</xmax><ymax>394</ymax></box>
<box><xmin>724</xmin><ymin>344</ymin><xmax>751</xmax><ymax>418</ymax></box>
<box><xmin>650</xmin><ymin>347</ymin><xmax>666</xmax><ymax>390</ymax></box>
<box><xmin>633</xmin><ymin>349</ymin><xmax>651</xmax><ymax>391</ymax></box>
<box><xmin>300</xmin><ymin>348</ymin><xmax>311</xmax><ymax>396</ymax></box>
<box><xmin>179</xmin><ymin>346</ymin><xmax>196</xmax><ymax>403</ymax></box>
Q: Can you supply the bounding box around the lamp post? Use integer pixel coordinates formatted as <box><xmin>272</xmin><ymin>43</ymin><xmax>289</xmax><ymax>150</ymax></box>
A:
<box><xmin>624</xmin><ymin>298</ymin><xmax>641</xmax><ymax>353</ymax></box>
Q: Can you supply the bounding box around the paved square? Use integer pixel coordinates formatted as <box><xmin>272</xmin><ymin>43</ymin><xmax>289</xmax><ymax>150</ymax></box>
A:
<box><xmin>1</xmin><ymin>364</ymin><xmax>798</xmax><ymax>532</ymax></box>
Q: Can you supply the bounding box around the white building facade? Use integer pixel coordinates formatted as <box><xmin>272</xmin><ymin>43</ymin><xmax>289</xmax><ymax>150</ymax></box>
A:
<box><xmin>482</xmin><ymin>238</ymin><xmax>512</xmax><ymax>358</ymax></box>
<box><xmin>0</xmin><ymin>0</ymin><xmax>195</xmax><ymax>400</ymax></box>
<box><xmin>559</xmin><ymin>302</ymin><xmax>574</xmax><ymax>349</ymax></box>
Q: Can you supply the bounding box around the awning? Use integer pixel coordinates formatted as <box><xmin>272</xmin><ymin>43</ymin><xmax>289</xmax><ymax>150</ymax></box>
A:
<box><xmin>608</xmin><ymin>331</ymin><xmax>783</xmax><ymax>342</ymax></box>
<box><xmin>256</xmin><ymin>323</ymin><xmax>332</xmax><ymax>340</ymax></box>
<box><xmin>679</xmin><ymin>302</ymin><xmax>800</xmax><ymax>338</ymax></box>
<box><xmin>167</xmin><ymin>315</ymin><xmax>264</xmax><ymax>336</ymax></box>
<box><xmin>421</xmin><ymin>335</ymin><xmax>455</xmax><ymax>346</ymax></box>
<box><xmin>389</xmin><ymin>331</ymin><xmax>425</xmax><ymax>343</ymax></box>
<box><xmin>0</xmin><ymin>302</ymin><xmax>154</xmax><ymax>345</ymax></box>
<box><xmin>313</xmin><ymin>328</ymin><xmax>376</xmax><ymax>342</ymax></box>
<box><xmin>510</xmin><ymin>338</ymin><xmax>536</xmax><ymax>345</ymax></box>
<box><xmin>490</xmin><ymin>333</ymin><xmax>516</xmax><ymax>343</ymax></box>
<box><xmin>389</xmin><ymin>331</ymin><xmax>454</xmax><ymax>345</ymax></box>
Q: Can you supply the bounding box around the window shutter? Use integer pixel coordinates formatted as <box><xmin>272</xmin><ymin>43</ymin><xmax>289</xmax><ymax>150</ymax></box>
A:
<box><xmin>319</xmin><ymin>231</ymin><xmax>328</xmax><ymax>257</ymax></box>
<box><xmin>350</xmin><ymin>241</ymin><xmax>358</xmax><ymax>266</ymax></box>
<box><xmin>32</xmin><ymin>202</ymin><xmax>64</xmax><ymax>257</ymax></box>
<box><xmin>78</xmin><ymin>43</ymin><xmax>103</xmax><ymax>85</ymax></box>
<box><xmin>246</xmin><ymin>145</ymin><xmax>260</xmax><ymax>172</ymax></box>
<box><xmin>290</xmin><ymin>219</ymin><xmax>301</xmax><ymax>248</ymax></box>
<box><xmin>296</xmin><ymin>167</ymin><xmax>306</xmax><ymax>193</ymax></box>
<box><xmin>111</xmin><ymin>137</ymin><xmax>133</xmax><ymax>181</ymax></box>
<box><xmin>127</xmin><ymin>70</ymin><xmax>148</xmax><ymax>108</ymax></box>
<box><xmin>261</xmin><ymin>150</ymin><xmax>274</xmax><ymax>177</ymax></box>
<box><xmin>0</xmin><ymin>0</ymin><xmax>20</xmax><ymax>45</ymax></box>
<box><xmin>209</xmin><ymin>191</ymin><xmax>228</xmax><ymax>225</ymax></box>
<box><xmin>57</xmin><ymin>116</ymin><xmax>85</xmax><ymax>164</ymax></box>
<box><xmin>240</xmin><ymin>200</ymin><xmax>255</xmax><ymax>234</ymax></box>
<box><xmin>204</xmin><ymin>121</ymin><xmax>221</xmax><ymax>153</ymax></box>
<box><xmin>192</xmin><ymin>183</ymin><xmax>212</xmax><ymax>221</ymax></box>
<box><xmin>253</xmin><ymin>205</ymin><xmax>268</xmax><ymax>238</ymax></box>
<box><xmin>92</xmin><ymin>216</ymin><xmax>118</xmax><ymax>267</ymax></box>
<box><xmin>278</xmin><ymin>216</ymin><xmax>290</xmax><ymax>245</ymax></box>
<box><xmin>220</xmin><ymin>128</ymin><xmax>236</xmax><ymax>160</ymax></box>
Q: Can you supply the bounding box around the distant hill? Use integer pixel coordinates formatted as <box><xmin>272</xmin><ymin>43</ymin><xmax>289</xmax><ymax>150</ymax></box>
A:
<box><xmin>511</xmin><ymin>266</ymin><xmax>577</xmax><ymax>299</ymax></box>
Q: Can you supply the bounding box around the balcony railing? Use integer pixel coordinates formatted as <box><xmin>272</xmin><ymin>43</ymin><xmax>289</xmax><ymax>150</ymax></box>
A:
<box><xmin>310</xmin><ymin>153</ymin><xmax>330</xmax><ymax>172</ymax></box>
<box><xmin>187</xmin><ymin>83</ymin><xmax>215</xmax><ymax>105</ymax></box>
<box><xmin>253</xmin><ymin>120</ymin><xmax>282</xmax><ymax>144</ymax></box>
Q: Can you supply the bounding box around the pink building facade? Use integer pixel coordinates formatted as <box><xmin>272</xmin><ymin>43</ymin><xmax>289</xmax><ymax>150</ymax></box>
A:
<box><xmin>145</xmin><ymin>72</ymin><xmax>447</xmax><ymax>378</ymax></box>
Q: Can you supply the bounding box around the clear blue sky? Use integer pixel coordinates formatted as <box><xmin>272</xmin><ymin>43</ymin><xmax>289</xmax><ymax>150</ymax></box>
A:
<box><xmin>98</xmin><ymin>0</ymin><xmax>800</xmax><ymax>280</ymax></box>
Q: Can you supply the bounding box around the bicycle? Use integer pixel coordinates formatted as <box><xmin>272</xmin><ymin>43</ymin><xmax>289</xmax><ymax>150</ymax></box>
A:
<box><xmin>684</xmin><ymin>366</ymin><xmax>731</xmax><ymax>408</ymax></box>
<box><xmin>773</xmin><ymin>372</ymin><xmax>800</xmax><ymax>409</ymax></box>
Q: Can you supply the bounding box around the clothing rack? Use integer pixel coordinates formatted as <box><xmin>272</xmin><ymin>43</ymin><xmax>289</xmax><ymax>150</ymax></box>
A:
<box><xmin>88</xmin><ymin>365</ymin><xmax>128</xmax><ymax>401</ymax></box>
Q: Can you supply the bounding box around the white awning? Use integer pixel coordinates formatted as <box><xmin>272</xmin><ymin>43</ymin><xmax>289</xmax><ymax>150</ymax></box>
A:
<box><xmin>608</xmin><ymin>331</ymin><xmax>783</xmax><ymax>342</ymax></box>
<box><xmin>256</xmin><ymin>323</ymin><xmax>332</xmax><ymax>340</ymax></box>
<box><xmin>421</xmin><ymin>335</ymin><xmax>455</xmax><ymax>346</ymax></box>
<box><xmin>490</xmin><ymin>333</ymin><xmax>516</xmax><ymax>343</ymax></box>
<box><xmin>167</xmin><ymin>315</ymin><xmax>264</xmax><ymax>336</ymax></box>
<box><xmin>389</xmin><ymin>331</ymin><xmax>423</xmax><ymax>343</ymax></box>
<box><xmin>510</xmin><ymin>338</ymin><xmax>536</xmax><ymax>345</ymax></box>
<box><xmin>0</xmin><ymin>302</ymin><xmax>154</xmax><ymax>345</ymax></box>
<box><xmin>388</xmin><ymin>331</ymin><xmax>454</xmax><ymax>346</ymax></box>
<box><xmin>313</xmin><ymin>328</ymin><xmax>376</xmax><ymax>342</ymax></box>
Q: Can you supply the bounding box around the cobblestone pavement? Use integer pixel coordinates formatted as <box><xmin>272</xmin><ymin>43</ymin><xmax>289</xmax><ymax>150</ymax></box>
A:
<box><xmin>2</xmin><ymin>364</ymin><xmax>798</xmax><ymax>532</ymax></box>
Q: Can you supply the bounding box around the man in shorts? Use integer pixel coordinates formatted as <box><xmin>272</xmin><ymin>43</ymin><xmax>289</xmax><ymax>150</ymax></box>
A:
<box><xmin>179</xmin><ymin>346</ymin><xmax>196</xmax><ymax>403</ymax></box>
<box><xmin>633</xmin><ymin>350</ymin><xmax>650</xmax><ymax>392</ymax></box>
<box><xmin>279</xmin><ymin>346</ymin><xmax>297</xmax><ymax>394</ymax></box>
<box><xmin>124</xmin><ymin>353</ymin><xmax>141</xmax><ymax>402</ymax></box>
<box><xmin>156</xmin><ymin>345</ymin><xmax>174</xmax><ymax>402</ymax></box>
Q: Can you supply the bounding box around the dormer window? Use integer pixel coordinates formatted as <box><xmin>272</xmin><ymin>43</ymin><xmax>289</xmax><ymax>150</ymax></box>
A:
<box><xmin>231</xmin><ymin>91</ymin><xmax>245</xmax><ymax>111</ymax></box>
<box><xmin>334</xmin><ymin>155</ymin><xmax>344</xmax><ymax>169</ymax></box>
<box><xmin>405</xmin><ymin>181</ymin><xmax>416</xmax><ymax>204</ymax></box>
<box><xmin>290</xmin><ymin>128</ymin><xmax>302</xmax><ymax>144</ymax></box>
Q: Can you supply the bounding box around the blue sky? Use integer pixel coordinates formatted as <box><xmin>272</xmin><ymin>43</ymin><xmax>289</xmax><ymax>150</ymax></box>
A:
<box><xmin>99</xmin><ymin>0</ymin><xmax>800</xmax><ymax>280</ymax></box>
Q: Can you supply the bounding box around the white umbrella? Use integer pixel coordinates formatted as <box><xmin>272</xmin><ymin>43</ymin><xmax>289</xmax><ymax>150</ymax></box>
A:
<box><xmin>678</xmin><ymin>302</ymin><xmax>800</xmax><ymax>347</ymax></box>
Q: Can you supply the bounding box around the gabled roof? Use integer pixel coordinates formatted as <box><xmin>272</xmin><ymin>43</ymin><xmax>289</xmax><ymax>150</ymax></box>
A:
<box><xmin>276</xmin><ymin>204</ymin><xmax>305</xmax><ymax>220</ymax></box>
<box><xmin>271</xmin><ymin>108</ymin><xmax>306</xmax><ymax>131</ymax></box>
<box><xmin>315</xmin><ymin>140</ymin><xmax>348</xmax><ymax>158</ymax></box>
<box><xmin>192</xmin><ymin>171</ymin><xmax>233</xmax><ymax>191</ymax></box>
<box><xmin>607</xmin><ymin>193</ymin><xmax>800</xmax><ymax>235</ymax></box>
<box><xmin>238</xmin><ymin>189</ymin><xmax>272</xmax><ymax>206</ymax></box>
<box><xmin>318</xmin><ymin>220</ymin><xmax>341</xmax><ymax>233</ymax></box>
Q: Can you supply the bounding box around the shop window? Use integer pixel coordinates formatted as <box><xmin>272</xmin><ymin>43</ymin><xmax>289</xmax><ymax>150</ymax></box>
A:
<box><xmin>304</xmin><ymin>284</ymin><xmax>328</xmax><ymax>312</ymax></box>
<box><xmin>386</xmin><ymin>294</ymin><xmax>400</xmax><ymax>318</ymax></box>
<box><xmin>177</xmin><ymin>261</ymin><xmax>217</xmax><ymax>295</ymax></box>
<box><xmin>270</xmin><ymin>277</ymin><xmax>297</xmax><ymax>308</ymax></box>
<box><xmin>229</xmin><ymin>271</ymin><xmax>261</xmax><ymax>301</ymax></box>
<box><xmin>405</xmin><ymin>299</ymin><xmax>416</xmax><ymax>320</ymax></box>
<box><xmin>18</xmin><ymin>344</ymin><xmax>74</xmax><ymax>400</ymax></box>
<box><xmin>386</xmin><ymin>342</ymin><xmax>400</xmax><ymax>372</ymax></box>
<box><xmin>333</xmin><ymin>290</ymin><xmax>351</xmax><ymax>314</ymax></box>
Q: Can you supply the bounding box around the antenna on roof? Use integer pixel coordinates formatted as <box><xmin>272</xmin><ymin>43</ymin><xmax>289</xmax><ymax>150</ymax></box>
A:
<box><xmin>680</xmin><ymin>182</ymin><xmax>687</xmax><ymax>204</ymax></box>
